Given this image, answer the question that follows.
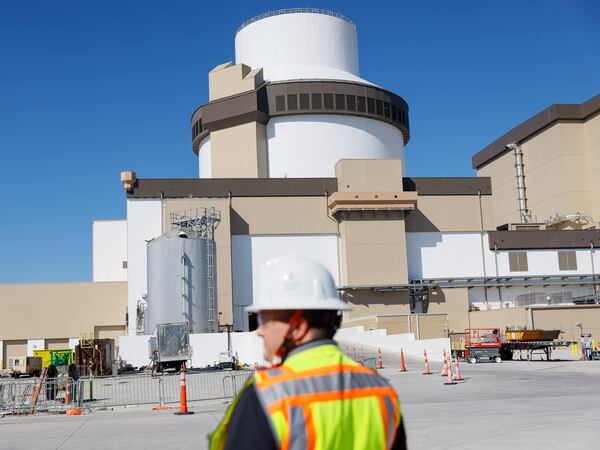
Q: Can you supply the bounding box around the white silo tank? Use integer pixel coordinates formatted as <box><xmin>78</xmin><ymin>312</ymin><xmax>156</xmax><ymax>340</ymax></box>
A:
<box><xmin>145</xmin><ymin>230</ymin><xmax>218</xmax><ymax>334</ymax></box>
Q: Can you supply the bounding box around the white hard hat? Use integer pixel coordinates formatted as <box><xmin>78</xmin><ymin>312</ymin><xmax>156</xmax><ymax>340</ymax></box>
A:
<box><xmin>246</xmin><ymin>256</ymin><xmax>351</xmax><ymax>312</ymax></box>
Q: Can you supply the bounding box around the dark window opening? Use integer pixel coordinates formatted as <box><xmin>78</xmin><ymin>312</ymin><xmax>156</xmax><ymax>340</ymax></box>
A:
<box><xmin>275</xmin><ymin>95</ymin><xmax>285</xmax><ymax>112</ymax></box>
<box><xmin>299</xmin><ymin>93</ymin><xmax>310</xmax><ymax>109</ymax></box>
<box><xmin>509</xmin><ymin>252</ymin><xmax>528</xmax><ymax>272</ymax></box>
<box><xmin>324</xmin><ymin>93</ymin><xmax>334</xmax><ymax>109</ymax></box>
<box><xmin>558</xmin><ymin>251</ymin><xmax>578</xmax><ymax>270</ymax></box>
<box><xmin>376</xmin><ymin>99</ymin><xmax>383</xmax><ymax>116</ymax></box>
<box><xmin>346</xmin><ymin>95</ymin><xmax>356</xmax><ymax>111</ymax></box>
<box><xmin>312</xmin><ymin>93</ymin><xmax>322</xmax><ymax>109</ymax></box>
<box><xmin>391</xmin><ymin>105</ymin><xmax>397</xmax><ymax>121</ymax></box>
<box><xmin>367</xmin><ymin>98</ymin><xmax>375</xmax><ymax>114</ymax></box>
<box><xmin>356</xmin><ymin>96</ymin><xmax>366</xmax><ymax>112</ymax></box>
<box><xmin>335</xmin><ymin>94</ymin><xmax>345</xmax><ymax>110</ymax></box>
<box><xmin>384</xmin><ymin>102</ymin><xmax>390</xmax><ymax>118</ymax></box>
<box><xmin>287</xmin><ymin>94</ymin><xmax>298</xmax><ymax>110</ymax></box>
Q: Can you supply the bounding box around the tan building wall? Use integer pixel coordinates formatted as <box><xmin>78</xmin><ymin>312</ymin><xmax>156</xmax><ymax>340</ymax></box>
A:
<box><xmin>335</xmin><ymin>159</ymin><xmax>405</xmax><ymax>191</ymax></box>
<box><xmin>585</xmin><ymin>114</ymin><xmax>600</xmax><ymax>221</ymax></box>
<box><xmin>477</xmin><ymin>114</ymin><xmax>600</xmax><ymax>228</ymax></box>
<box><xmin>405</xmin><ymin>195</ymin><xmax>494</xmax><ymax>232</ymax></box>
<box><xmin>162</xmin><ymin>198</ymin><xmax>233</xmax><ymax>324</ymax></box>
<box><xmin>46</xmin><ymin>339</ymin><xmax>70</xmax><ymax>350</ymax></box>
<box><xmin>231</xmin><ymin>196</ymin><xmax>337</xmax><ymax>235</ymax></box>
<box><xmin>211</xmin><ymin>122</ymin><xmax>268</xmax><ymax>178</ymax></box>
<box><xmin>531</xmin><ymin>305</ymin><xmax>600</xmax><ymax>342</ymax></box>
<box><xmin>343</xmin><ymin>290</ymin><xmax>410</xmax><ymax>322</ymax></box>
<box><xmin>426</xmin><ymin>288</ymin><xmax>470</xmax><ymax>333</ymax></box>
<box><xmin>339</xmin><ymin>212</ymin><xmax>409</xmax><ymax>286</ymax></box>
<box><xmin>468</xmin><ymin>307</ymin><xmax>529</xmax><ymax>331</ymax></box>
<box><xmin>208</xmin><ymin>62</ymin><xmax>263</xmax><ymax>102</ymax></box>
<box><xmin>0</xmin><ymin>282</ymin><xmax>126</xmax><ymax>341</ymax></box>
<box><xmin>335</xmin><ymin>159</ymin><xmax>410</xmax><ymax>286</ymax></box>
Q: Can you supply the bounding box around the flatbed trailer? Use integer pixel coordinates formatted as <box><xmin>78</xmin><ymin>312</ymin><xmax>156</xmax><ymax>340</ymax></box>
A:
<box><xmin>460</xmin><ymin>328</ymin><xmax>571</xmax><ymax>363</ymax></box>
<box><xmin>502</xmin><ymin>340</ymin><xmax>575</xmax><ymax>361</ymax></box>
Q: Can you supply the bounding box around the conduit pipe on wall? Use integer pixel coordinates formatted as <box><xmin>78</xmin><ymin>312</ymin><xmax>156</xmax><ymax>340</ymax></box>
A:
<box><xmin>506</xmin><ymin>143</ymin><xmax>530</xmax><ymax>223</ymax></box>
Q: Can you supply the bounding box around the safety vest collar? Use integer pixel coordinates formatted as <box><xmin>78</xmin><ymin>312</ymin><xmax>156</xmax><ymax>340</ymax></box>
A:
<box><xmin>283</xmin><ymin>338</ymin><xmax>337</xmax><ymax>361</ymax></box>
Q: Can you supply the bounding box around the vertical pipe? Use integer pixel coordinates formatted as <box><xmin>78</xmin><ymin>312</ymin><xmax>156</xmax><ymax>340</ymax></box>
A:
<box><xmin>591</xmin><ymin>242</ymin><xmax>597</xmax><ymax>303</ymax></box>
<box><xmin>415</xmin><ymin>314</ymin><xmax>420</xmax><ymax>340</ymax></box>
<box><xmin>507</xmin><ymin>143</ymin><xmax>530</xmax><ymax>223</ymax></box>
<box><xmin>478</xmin><ymin>190</ymin><xmax>489</xmax><ymax>309</ymax></box>
<box><xmin>181</xmin><ymin>252</ymin><xmax>187</xmax><ymax>325</ymax></box>
<box><xmin>494</xmin><ymin>244</ymin><xmax>503</xmax><ymax>303</ymax></box>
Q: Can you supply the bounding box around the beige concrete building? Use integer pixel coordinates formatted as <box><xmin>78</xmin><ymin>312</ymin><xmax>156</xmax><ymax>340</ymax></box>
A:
<box><xmin>473</xmin><ymin>94</ymin><xmax>600</xmax><ymax>229</ymax></box>
<box><xmin>0</xmin><ymin>282</ymin><xmax>127</xmax><ymax>369</ymax></box>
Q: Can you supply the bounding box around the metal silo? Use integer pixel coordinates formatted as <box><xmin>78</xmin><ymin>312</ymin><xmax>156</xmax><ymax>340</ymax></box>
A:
<box><xmin>144</xmin><ymin>208</ymin><xmax>220</xmax><ymax>334</ymax></box>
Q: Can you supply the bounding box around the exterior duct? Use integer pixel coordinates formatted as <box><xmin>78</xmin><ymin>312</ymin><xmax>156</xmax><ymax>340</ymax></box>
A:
<box><xmin>507</xmin><ymin>143</ymin><xmax>530</xmax><ymax>223</ymax></box>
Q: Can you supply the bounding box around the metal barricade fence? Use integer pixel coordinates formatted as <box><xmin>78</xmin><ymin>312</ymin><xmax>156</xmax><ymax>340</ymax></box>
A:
<box><xmin>0</xmin><ymin>377</ymin><xmax>76</xmax><ymax>415</ymax></box>
<box><xmin>75</xmin><ymin>370</ymin><xmax>254</xmax><ymax>409</ymax></box>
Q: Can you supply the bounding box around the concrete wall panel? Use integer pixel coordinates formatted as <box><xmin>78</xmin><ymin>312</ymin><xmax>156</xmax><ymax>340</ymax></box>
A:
<box><xmin>93</xmin><ymin>220</ymin><xmax>127</xmax><ymax>282</ymax></box>
<box><xmin>126</xmin><ymin>199</ymin><xmax>163</xmax><ymax>335</ymax></box>
<box><xmin>231</xmin><ymin>234</ymin><xmax>339</xmax><ymax>330</ymax></box>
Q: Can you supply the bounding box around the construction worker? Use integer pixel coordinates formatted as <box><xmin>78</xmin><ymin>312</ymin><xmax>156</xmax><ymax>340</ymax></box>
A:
<box><xmin>209</xmin><ymin>256</ymin><xmax>406</xmax><ymax>450</ymax></box>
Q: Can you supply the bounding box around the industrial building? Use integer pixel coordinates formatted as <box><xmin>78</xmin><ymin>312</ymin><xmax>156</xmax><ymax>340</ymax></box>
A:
<box><xmin>1</xmin><ymin>9</ymin><xmax>599</xmax><ymax>370</ymax></box>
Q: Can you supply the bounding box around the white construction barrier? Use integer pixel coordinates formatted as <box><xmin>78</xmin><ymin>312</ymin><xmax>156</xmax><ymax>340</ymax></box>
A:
<box><xmin>335</xmin><ymin>326</ymin><xmax>450</xmax><ymax>362</ymax></box>
<box><xmin>119</xmin><ymin>332</ymin><xmax>267</xmax><ymax>369</ymax></box>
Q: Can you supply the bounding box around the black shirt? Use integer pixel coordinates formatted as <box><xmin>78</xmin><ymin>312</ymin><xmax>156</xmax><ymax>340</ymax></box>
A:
<box><xmin>223</xmin><ymin>377</ymin><xmax>407</xmax><ymax>450</ymax></box>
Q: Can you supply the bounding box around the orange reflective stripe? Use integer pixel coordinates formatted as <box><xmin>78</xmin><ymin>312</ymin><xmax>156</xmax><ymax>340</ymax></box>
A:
<box><xmin>377</xmin><ymin>396</ymin><xmax>389</xmax><ymax>450</ymax></box>
<box><xmin>256</xmin><ymin>363</ymin><xmax>373</xmax><ymax>389</ymax></box>
<box><xmin>304</xmin><ymin>405</ymin><xmax>316</xmax><ymax>450</ymax></box>
<box><xmin>267</xmin><ymin>386</ymin><xmax>397</xmax><ymax>414</ymax></box>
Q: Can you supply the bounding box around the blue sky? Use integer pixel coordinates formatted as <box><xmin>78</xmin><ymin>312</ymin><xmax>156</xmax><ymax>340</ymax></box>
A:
<box><xmin>0</xmin><ymin>1</ymin><xmax>599</xmax><ymax>283</ymax></box>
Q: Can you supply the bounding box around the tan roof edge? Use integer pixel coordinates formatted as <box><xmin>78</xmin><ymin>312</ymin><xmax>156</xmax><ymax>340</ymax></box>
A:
<box><xmin>327</xmin><ymin>191</ymin><xmax>417</xmax><ymax>216</ymax></box>
<box><xmin>472</xmin><ymin>93</ymin><xmax>600</xmax><ymax>169</ymax></box>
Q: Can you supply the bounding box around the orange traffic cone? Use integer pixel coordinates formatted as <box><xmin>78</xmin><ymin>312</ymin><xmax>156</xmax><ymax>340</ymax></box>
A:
<box><xmin>174</xmin><ymin>366</ymin><xmax>194</xmax><ymax>415</ymax></box>
<box><xmin>422</xmin><ymin>350</ymin><xmax>432</xmax><ymax>375</ymax></box>
<box><xmin>441</xmin><ymin>350</ymin><xmax>449</xmax><ymax>377</ymax></box>
<box><xmin>444</xmin><ymin>361</ymin><xmax>457</xmax><ymax>385</ymax></box>
<box><xmin>377</xmin><ymin>349</ymin><xmax>384</xmax><ymax>369</ymax></box>
<box><xmin>454</xmin><ymin>356</ymin><xmax>464</xmax><ymax>381</ymax></box>
<box><xmin>399</xmin><ymin>349</ymin><xmax>407</xmax><ymax>372</ymax></box>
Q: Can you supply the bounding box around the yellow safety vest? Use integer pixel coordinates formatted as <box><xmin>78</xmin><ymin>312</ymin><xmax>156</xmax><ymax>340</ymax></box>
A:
<box><xmin>210</xmin><ymin>341</ymin><xmax>401</xmax><ymax>450</ymax></box>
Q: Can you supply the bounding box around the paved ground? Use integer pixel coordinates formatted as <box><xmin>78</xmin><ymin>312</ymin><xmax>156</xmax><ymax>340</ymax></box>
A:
<box><xmin>1</xmin><ymin>353</ymin><xmax>599</xmax><ymax>449</ymax></box>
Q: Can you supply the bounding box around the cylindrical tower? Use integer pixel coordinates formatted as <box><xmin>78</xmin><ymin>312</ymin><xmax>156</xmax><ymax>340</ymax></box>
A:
<box><xmin>235</xmin><ymin>10</ymin><xmax>362</xmax><ymax>83</ymax></box>
<box><xmin>191</xmin><ymin>9</ymin><xmax>409</xmax><ymax>179</ymax></box>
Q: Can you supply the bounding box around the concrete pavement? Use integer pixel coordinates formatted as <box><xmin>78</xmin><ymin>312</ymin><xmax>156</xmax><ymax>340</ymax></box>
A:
<box><xmin>1</xmin><ymin>356</ymin><xmax>599</xmax><ymax>449</ymax></box>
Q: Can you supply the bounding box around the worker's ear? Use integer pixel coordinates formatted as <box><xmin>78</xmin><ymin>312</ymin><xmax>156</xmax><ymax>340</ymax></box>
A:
<box><xmin>293</xmin><ymin>316</ymin><xmax>310</xmax><ymax>339</ymax></box>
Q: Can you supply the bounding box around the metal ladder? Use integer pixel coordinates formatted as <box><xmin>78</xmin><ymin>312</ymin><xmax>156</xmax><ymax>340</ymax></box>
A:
<box><xmin>206</xmin><ymin>240</ymin><xmax>216</xmax><ymax>332</ymax></box>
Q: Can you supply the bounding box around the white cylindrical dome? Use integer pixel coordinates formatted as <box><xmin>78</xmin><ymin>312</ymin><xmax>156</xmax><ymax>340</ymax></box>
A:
<box><xmin>235</xmin><ymin>9</ymin><xmax>367</xmax><ymax>83</ymax></box>
<box><xmin>266</xmin><ymin>115</ymin><xmax>405</xmax><ymax>178</ymax></box>
<box><xmin>198</xmin><ymin>136</ymin><xmax>212</xmax><ymax>179</ymax></box>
